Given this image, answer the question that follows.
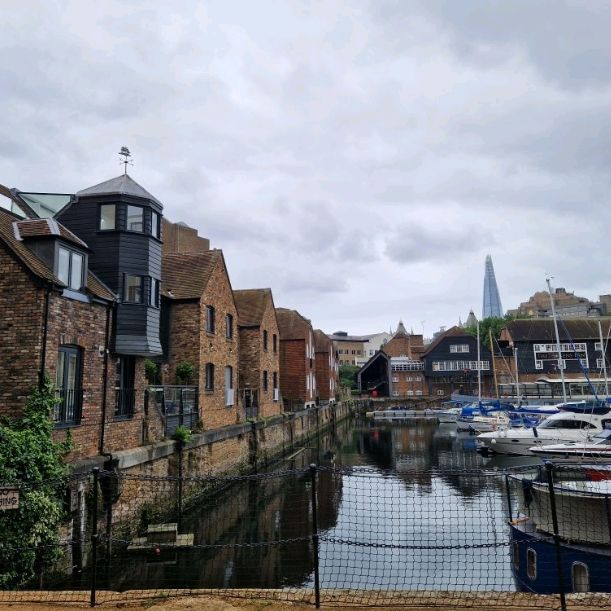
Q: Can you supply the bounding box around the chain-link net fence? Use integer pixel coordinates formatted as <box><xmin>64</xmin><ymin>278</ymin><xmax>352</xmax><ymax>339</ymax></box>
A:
<box><xmin>1</xmin><ymin>463</ymin><xmax>611</xmax><ymax>609</ymax></box>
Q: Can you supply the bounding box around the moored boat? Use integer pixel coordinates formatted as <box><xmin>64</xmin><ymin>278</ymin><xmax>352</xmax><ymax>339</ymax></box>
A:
<box><xmin>529</xmin><ymin>427</ymin><xmax>611</xmax><ymax>462</ymax></box>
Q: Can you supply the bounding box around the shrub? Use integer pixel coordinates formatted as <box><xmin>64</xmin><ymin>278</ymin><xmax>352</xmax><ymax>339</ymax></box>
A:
<box><xmin>144</xmin><ymin>359</ymin><xmax>160</xmax><ymax>384</ymax></box>
<box><xmin>175</xmin><ymin>362</ymin><xmax>195</xmax><ymax>385</ymax></box>
<box><xmin>172</xmin><ymin>425</ymin><xmax>192</xmax><ymax>444</ymax></box>
<box><xmin>0</xmin><ymin>379</ymin><xmax>71</xmax><ymax>588</ymax></box>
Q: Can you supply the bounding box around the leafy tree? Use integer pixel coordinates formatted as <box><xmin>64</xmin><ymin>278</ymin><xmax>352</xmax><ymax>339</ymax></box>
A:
<box><xmin>144</xmin><ymin>358</ymin><xmax>160</xmax><ymax>384</ymax></box>
<box><xmin>0</xmin><ymin>380</ymin><xmax>71</xmax><ymax>588</ymax></box>
<box><xmin>339</xmin><ymin>364</ymin><xmax>360</xmax><ymax>391</ymax></box>
<box><xmin>175</xmin><ymin>361</ymin><xmax>195</xmax><ymax>385</ymax></box>
<box><xmin>466</xmin><ymin>314</ymin><xmax>515</xmax><ymax>349</ymax></box>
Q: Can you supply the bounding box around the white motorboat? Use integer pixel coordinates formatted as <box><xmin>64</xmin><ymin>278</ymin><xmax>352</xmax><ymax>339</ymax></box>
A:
<box><xmin>477</xmin><ymin>407</ymin><xmax>611</xmax><ymax>455</ymax></box>
<box><xmin>529</xmin><ymin>426</ymin><xmax>611</xmax><ymax>462</ymax></box>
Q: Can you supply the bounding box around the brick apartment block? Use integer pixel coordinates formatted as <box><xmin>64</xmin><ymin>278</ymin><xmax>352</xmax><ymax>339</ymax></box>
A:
<box><xmin>233</xmin><ymin>288</ymin><xmax>282</xmax><ymax>419</ymax></box>
<box><xmin>275</xmin><ymin>308</ymin><xmax>316</xmax><ymax>409</ymax></box>
<box><xmin>161</xmin><ymin>249</ymin><xmax>241</xmax><ymax>430</ymax></box>
<box><xmin>313</xmin><ymin>329</ymin><xmax>338</xmax><ymax>402</ymax></box>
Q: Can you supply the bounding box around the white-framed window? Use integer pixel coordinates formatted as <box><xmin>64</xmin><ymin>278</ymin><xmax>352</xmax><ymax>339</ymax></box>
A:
<box><xmin>597</xmin><ymin>358</ymin><xmax>605</xmax><ymax>369</ymax></box>
<box><xmin>450</xmin><ymin>344</ymin><xmax>470</xmax><ymax>353</ymax></box>
<box><xmin>436</xmin><ymin>389</ymin><xmax>444</xmax><ymax>396</ymax></box>
<box><xmin>407</xmin><ymin>390</ymin><xmax>414</xmax><ymax>396</ymax></box>
<box><xmin>392</xmin><ymin>376</ymin><xmax>398</xmax><ymax>383</ymax></box>
<box><xmin>392</xmin><ymin>390</ymin><xmax>399</xmax><ymax>397</ymax></box>
<box><xmin>415</xmin><ymin>390</ymin><xmax>422</xmax><ymax>395</ymax></box>
<box><xmin>535</xmin><ymin>360</ymin><xmax>543</xmax><ymax>370</ymax></box>
<box><xmin>431</xmin><ymin>360</ymin><xmax>490</xmax><ymax>372</ymax></box>
<box><xmin>595</xmin><ymin>342</ymin><xmax>603</xmax><ymax>352</ymax></box>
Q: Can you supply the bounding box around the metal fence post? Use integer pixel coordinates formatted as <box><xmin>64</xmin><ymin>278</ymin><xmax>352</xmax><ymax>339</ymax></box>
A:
<box><xmin>545</xmin><ymin>462</ymin><xmax>567</xmax><ymax>611</ymax></box>
<box><xmin>309</xmin><ymin>463</ymin><xmax>321</xmax><ymax>608</ymax></box>
<box><xmin>177</xmin><ymin>442</ymin><xmax>184</xmax><ymax>529</ymax></box>
<box><xmin>90</xmin><ymin>467</ymin><xmax>100</xmax><ymax>607</ymax></box>
<box><xmin>504</xmin><ymin>474</ymin><xmax>512</xmax><ymax>522</ymax></box>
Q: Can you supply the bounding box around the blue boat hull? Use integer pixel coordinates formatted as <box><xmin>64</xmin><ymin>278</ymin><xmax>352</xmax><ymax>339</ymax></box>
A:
<box><xmin>510</xmin><ymin>523</ymin><xmax>611</xmax><ymax>593</ymax></box>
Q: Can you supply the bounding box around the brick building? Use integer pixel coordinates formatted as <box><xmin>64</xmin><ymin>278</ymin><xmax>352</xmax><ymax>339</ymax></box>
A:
<box><xmin>1</xmin><ymin>174</ymin><xmax>170</xmax><ymax>463</ymax></box>
<box><xmin>313</xmin><ymin>329</ymin><xmax>338</xmax><ymax>403</ymax></box>
<box><xmin>0</xmin><ymin>206</ymin><xmax>150</xmax><ymax>463</ymax></box>
<box><xmin>233</xmin><ymin>288</ymin><xmax>281</xmax><ymax>419</ymax></box>
<box><xmin>276</xmin><ymin>308</ymin><xmax>317</xmax><ymax>410</ymax></box>
<box><xmin>381</xmin><ymin>322</ymin><xmax>427</xmax><ymax>397</ymax></box>
<box><xmin>161</xmin><ymin>249</ymin><xmax>241</xmax><ymax>430</ymax></box>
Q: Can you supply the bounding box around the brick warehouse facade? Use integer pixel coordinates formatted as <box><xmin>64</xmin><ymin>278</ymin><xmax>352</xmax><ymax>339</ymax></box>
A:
<box><xmin>314</xmin><ymin>329</ymin><xmax>338</xmax><ymax>402</ymax></box>
<box><xmin>161</xmin><ymin>249</ymin><xmax>241</xmax><ymax>430</ymax></box>
<box><xmin>233</xmin><ymin>288</ymin><xmax>282</xmax><ymax>419</ymax></box>
<box><xmin>276</xmin><ymin>308</ymin><xmax>317</xmax><ymax>410</ymax></box>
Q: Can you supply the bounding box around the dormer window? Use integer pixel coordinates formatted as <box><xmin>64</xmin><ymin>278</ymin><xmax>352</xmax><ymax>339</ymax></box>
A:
<box><xmin>126</xmin><ymin>205</ymin><xmax>144</xmax><ymax>232</ymax></box>
<box><xmin>99</xmin><ymin>204</ymin><xmax>116</xmax><ymax>230</ymax></box>
<box><xmin>57</xmin><ymin>245</ymin><xmax>85</xmax><ymax>290</ymax></box>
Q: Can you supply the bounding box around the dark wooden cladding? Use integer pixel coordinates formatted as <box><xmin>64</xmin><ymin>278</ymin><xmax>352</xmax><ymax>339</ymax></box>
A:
<box><xmin>57</xmin><ymin>190</ymin><xmax>163</xmax><ymax>357</ymax></box>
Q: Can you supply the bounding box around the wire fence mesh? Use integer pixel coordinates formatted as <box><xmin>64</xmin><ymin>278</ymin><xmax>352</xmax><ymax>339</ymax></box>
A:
<box><xmin>1</xmin><ymin>462</ymin><xmax>611</xmax><ymax>608</ymax></box>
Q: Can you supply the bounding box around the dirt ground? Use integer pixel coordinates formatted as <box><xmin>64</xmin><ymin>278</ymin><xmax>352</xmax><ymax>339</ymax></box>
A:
<box><xmin>0</xmin><ymin>590</ymin><xmax>608</xmax><ymax>611</ymax></box>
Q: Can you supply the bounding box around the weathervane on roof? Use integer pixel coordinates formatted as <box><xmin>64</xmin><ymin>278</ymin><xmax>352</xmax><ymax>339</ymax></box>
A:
<box><xmin>119</xmin><ymin>146</ymin><xmax>133</xmax><ymax>175</ymax></box>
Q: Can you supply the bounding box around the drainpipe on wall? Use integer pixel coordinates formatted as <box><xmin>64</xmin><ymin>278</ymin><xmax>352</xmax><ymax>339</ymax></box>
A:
<box><xmin>99</xmin><ymin>301</ymin><xmax>114</xmax><ymax>455</ymax></box>
<box><xmin>39</xmin><ymin>284</ymin><xmax>52</xmax><ymax>389</ymax></box>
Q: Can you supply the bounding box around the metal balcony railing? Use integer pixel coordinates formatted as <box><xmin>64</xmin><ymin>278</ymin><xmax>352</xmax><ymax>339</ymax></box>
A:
<box><xmin>54</xmin><ymin>388</ymin><xmax>82</xmax><ymax>425</ymax></box>
<box><xmin>146</xmin><ymin>386</ymin><xmax>198</xmax><ymax>437</ymax></box>
<box><xmin>115</xmin><ymin>387</ymin><xmax>136</xmax><ymax>419</ymax></box>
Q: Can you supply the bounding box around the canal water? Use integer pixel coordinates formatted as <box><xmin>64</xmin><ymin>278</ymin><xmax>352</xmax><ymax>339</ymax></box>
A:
<box><xmin>95</xmin><ymin>417</ymin><xmax>541</xmax><ymax>593</ymax></box>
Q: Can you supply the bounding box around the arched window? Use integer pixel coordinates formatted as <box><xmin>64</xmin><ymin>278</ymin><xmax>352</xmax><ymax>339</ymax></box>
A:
<box><xmin>572</xmin><ymin>562</ymin><xmax>589</xmax><ymax>592</ymax></box>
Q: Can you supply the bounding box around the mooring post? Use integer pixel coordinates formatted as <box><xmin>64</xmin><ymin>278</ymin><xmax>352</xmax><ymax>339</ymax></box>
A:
<box><xmin>90</xmin><ymin>467</ymin><xmax>100</xmax><ymax>608</ymax></box>
<box><xmin>309</xmin><ymin>463</ymin><xmax>321</xmax><ymax>608</ymax></box>
<box><xmin>545</xmin><ymin>462</ymin><xmax>566</xmax><ymax>611</ymax></box>
<box><xmin>504</xmin><ymin>474</ymin><xmax>513</xmax><ymax>522</ymax></box>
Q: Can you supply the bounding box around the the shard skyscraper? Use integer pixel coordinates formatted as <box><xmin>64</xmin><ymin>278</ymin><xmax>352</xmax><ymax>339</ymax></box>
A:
<box><xmin>482</xmin><ymin>254</ymin><xmax>503</xmax><ymax>319</ymax></box>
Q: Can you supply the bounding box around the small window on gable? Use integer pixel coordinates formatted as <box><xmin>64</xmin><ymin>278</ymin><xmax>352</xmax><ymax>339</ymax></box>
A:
<box><xmin>100</xmin><ymin>204</ymin><xmax>116</xmax><ymax>230</ymax></box>
<box><xmin>263</xmin><ymin>330</ymin><xmax>268</xmax><ymax>351</ymax></box>
<box><xmin>226</xmin><ymin>313</ymin><xmax>233</xmax><ymax>339</ymax></box>
<box><xmin>273</xmin><ymin>334</ymin><xmax>277</xmax><ymax>353</ymax></box>
<box><xmin>206</xmin><ymin>306</ymin><xmax>216</xmax><ymax>333</ymax></box>
<box><xmin>57</xmin><ymin>246</ymin><xmax>85</xmax><ymax>291</ymax></box>
<box><xmin>126</xmin><ymin>205</ymin><xmax>144</xmax><ymax>232</ymax></box>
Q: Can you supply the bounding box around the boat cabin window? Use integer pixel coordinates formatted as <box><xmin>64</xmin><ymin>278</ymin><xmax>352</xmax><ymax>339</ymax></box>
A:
<box><xmin>526</xmin><ymin>548</ymin><xmax>537</xmax><ymax>580</ymax></box>
<box><xmin>538</xmin><ymin>419</ymin><xmax>596</xmax><ymax>430</ymax></box>
<box><xmin>572</xmin><ymin>562</ymin><xmax>589</xmax><ymax>592</ymax></box>
<box><xmin>592</xmin><ymin>428</ymin><xmax>611</xmax><ymax>444</ymax></box>
<box><xmin>512</xmin><ymin>542</ymin><xmax>519</xmax><ymax>570</ymax></box>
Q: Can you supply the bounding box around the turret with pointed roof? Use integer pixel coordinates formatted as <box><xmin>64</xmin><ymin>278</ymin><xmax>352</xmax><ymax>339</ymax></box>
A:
<box><xmin>57</xmin><ymin>173</ymin><xmax>164</xmax><ymax>355</ymax></box>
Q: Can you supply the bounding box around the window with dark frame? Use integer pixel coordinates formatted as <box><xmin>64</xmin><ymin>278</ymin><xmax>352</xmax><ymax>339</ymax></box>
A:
<box><xmin>263</xmin><ymin>330</ymin><xmax>268</xmax><ymax>351</ymax></box>
<box><xmin>126</xmin><ymin>205</ymin><xmax>144</xmax><ymax>232</ymax></box>
<box><xmin>99</xmin><ymin>204</ymin><xmax>116</xmax><ymax>230</ymax></box>
<box><xmin>124</xmin><ymin>275</ymin><xmax>143</xmax><ymax>303</ymax></box>
<box><xmin>55</xmin><ymin>345</ymin><xmax>82</xmax><ymax>425</ymax></box>
<box><xmin>263</xmin><ymin>370</ymin><xmax>268</xmax><ymax>391</ymax></box>
<box><xmin>226</xmin><ymin>313</ymin><xmax>233</xmax><ymax>339</ymax></box>
<box><xmin>206</xmin><ymin>305</ymin><xmax>216</xmax><ymax>333</ymax></box>
<box><xmin>151</xmin><ymin>210</ymin><xmax>161</xmax><ymax>239</ymax></box>
<box><xmin>150</xmin><ymin>278</ymin><xmax>160</xmax><ymax>307</ymax></box>
<box><xmin>57</xmin><ymin>246</ymin><xmax>85</xmax><ymax>290</ymax></box>
<box><xmin>273</xmin><ymin>371</ymin><xmax>278</xmax><ymax>388</ymax></box>
<box><xmin>273</xmin><ymin>333</ymin><xmax>277</xmax><ymax>353</ymax></box>
<box><xmin>205</xmin><ymin>362</ymin><xmax>215</xmax><ymax>391</ymax></box>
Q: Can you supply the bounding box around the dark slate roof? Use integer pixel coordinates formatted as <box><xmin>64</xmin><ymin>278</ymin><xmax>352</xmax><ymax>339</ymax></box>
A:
<box><xmin>14</xmin><ymin>218</ymin><xmax>88</xmax><ymax>249</ymax></box>
<box><xmin>161</xmin><ymin>250</ymin><xmax>221</xmax><ymax>300</ymax></box>
<box><xmin>505</xmin><ymin>319</ymin><xmax>611</xmax><ymax>342</ymax></box>
<box><xmin>0</xmin><ymin>208</ymin><xmax>115</xmax><ymax>301</ymax></box>
<box><xmin>328</xmin><ymin>333</ymin><xmax>369</xmax><ymax>342</ymax></box>
<box><xmin>314</xmin><ymin>329</ymin><xmax>332</xmax><ymax>352</ymax></box>
<box><xmin>76</xmin><ymin>174</ymin><xmax>162</xmax><ymax>206</ymax></box>
<box><xmin>233</xmin><ymin>288</ymin><xmax>273</xmax><ymax>326</ymax></box>
<box><xmin>276</xmin><ymin>308</ymin><xmax>312</xmax><ymax>340</ymax></box>
<box><xmin>421</xmin><ymin>326</ymin><xmax>472</xmax><ymax>356</ymax></box>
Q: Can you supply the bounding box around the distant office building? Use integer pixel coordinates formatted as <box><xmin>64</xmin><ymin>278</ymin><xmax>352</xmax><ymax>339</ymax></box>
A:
<box><xmin>482</xmin><ymin>255</ymin><xmax>503</xmax><ymax>319</ymax></box>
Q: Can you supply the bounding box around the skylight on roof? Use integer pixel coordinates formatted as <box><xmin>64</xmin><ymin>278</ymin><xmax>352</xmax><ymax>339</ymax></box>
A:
<box><xmin>18</xmin><ymin>193</ymin><xmax>72</xmax><ymax>218</ymax></box>
<box><xmin>0</xmin><ymin>193</ymin><xmax>25</xmax><ymax>217</ymax></box>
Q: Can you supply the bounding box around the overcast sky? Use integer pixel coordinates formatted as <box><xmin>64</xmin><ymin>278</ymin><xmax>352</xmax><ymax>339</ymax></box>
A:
<box><xmin>2</xmin><ymin>1</ymin><xmax>610</xmax><ymax>337</ymax></box>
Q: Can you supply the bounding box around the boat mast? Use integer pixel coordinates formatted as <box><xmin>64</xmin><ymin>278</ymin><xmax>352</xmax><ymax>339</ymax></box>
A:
<box><xmin>513</xmin><ymin>346</ymin><xmax>520</xmax><ymax>405</ymax></box>
<box><xmin>489</xmin><ymin>327</ymin><xmax>499</xmax><ymax>398</ymax></box>
<box><xmin>546</xmin><ymin>277</ymin><xmax>567</xmax><ymax>403</ymax></box>
<box><xmin>597</xmin><ymin>319</ymin><xmax>609</xmax><ymax>397</ymax></box>
<box><xmin>477</xmin><ymin>320</ymin><xmax>482</xmax><ymax>405</ymax></box>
